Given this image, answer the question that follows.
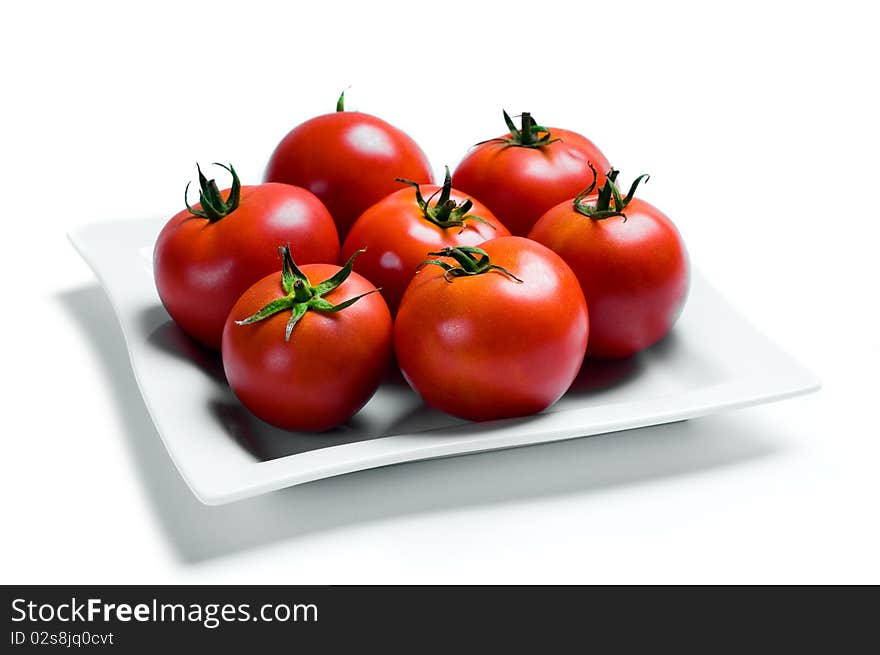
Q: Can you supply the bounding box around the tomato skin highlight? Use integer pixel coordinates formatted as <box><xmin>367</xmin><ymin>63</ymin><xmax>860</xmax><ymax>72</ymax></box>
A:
<box><xmin>264</xmin><ymin>111</ymin><xmax>432</xmax><ymax>239</ymax></box>
<box><xmin>341</xmin><ymin>185</ymin><xmax>510</xmax><ymax>314</ymax></box>
<box><xmin>394</xmin><ymin>237</ymin><xmax>589</xmax><ymax>421</ymax></box>
<box><xmin>452</xmin><ymin>128</ymin><xmax>610</xmax><ymax>237</ymax></box>
<box><xmin>222</xmin><ymin>264</ymin><xmax>392</xmax><ymax>432</ymax></box>
<box><xmin>529</xmin><ymin>196</ymin><xmax>689</xmax><ymax>359</ymax></box>
<box><xmin>154</xmin><ymin>183</ymin><xmax>339</xmax><ymax>350</ymax></box>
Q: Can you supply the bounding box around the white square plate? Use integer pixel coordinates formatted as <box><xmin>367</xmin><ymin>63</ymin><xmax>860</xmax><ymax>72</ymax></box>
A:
<box><xmin>70</xmin><ymin>217</ymin><xmax>819</xmax><ymax>505</ymax></box>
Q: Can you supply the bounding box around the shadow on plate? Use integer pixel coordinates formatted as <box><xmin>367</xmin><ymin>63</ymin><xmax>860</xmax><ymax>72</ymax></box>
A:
<box><xmin>569</xmin><ymin>356</ymin><xmax>643</xmax><ymax>394</ymax></box>
<box><xmin>142</xmin><ymin>308</ymin><xmax>226</xmax><ymax>384</ymax></box>
<box><xmin>206</xmin><ymin>398</ymin><xmax>400</xmax><ymax>460</ymax></box>
<box><xmin>58</xmin><ymin>285</ymin><xmax>786</xmax><ymax>564</ymax></box>
<box><xmin>141</xmin><ymin>306</ymin><xmax>471</xmax><ymax>461</ymax></box>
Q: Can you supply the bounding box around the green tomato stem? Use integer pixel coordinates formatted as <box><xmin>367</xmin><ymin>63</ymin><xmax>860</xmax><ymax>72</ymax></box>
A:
<box><xmin>395</xmin><ymin>166</ymin><xmax>495</xmax><ymax>233</ymax></box>
<box><xmin>418</xmin><ymin>246</ymin><xmax>523</xmax><ymax>283</ymax></box>
<box><xmin>573</xmin><ymin>164</ymin><xmax>650</xmax><ymax>221</ymax></box>
<box><xmin>477</xmin><ymin>110</ymin><xmax>561</xmax><ymax>149</ymax></box>
<box><xmin>184</xmin><ymin>162</ymin><xmax>241</xmax><ymax>222</ymax></box>
<box><xmin>235</xmin><ymin>246</ymin><xmax>379</xmax><ymax>342</ymax></box>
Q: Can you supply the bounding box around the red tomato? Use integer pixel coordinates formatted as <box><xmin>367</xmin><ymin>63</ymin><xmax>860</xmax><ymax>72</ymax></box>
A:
<box><xmin>394</xmin><ymin>238</ymin><xmax>589</xmax><ymax>421</ymax></box>
<box><xmin>341</xmin><ymin>166</ymin><xmax>510</xmax><ymax>313</ymax></box>
<box><xmin>264</xmin><ymin>91</ymin><xmax>432</xmax><ymax>239</ymax></box>
<box><xmin>529</xmin><ymin>168</ymin><xmax>689</xmax><ymax>359</ymax></box>
<box><xmin>222</xmin><ymin>247</ymin><xmax>392</xmax><ymax>432</ymax></box>
<box><xmin>452</xmin><ymin>111</ymin><xmax>610</xmax><ymax>236</ymax></box>
<box><xmin>154</xmin><ymin>164</ymin><xmax>339</xmax><ymax>350</ymax></box>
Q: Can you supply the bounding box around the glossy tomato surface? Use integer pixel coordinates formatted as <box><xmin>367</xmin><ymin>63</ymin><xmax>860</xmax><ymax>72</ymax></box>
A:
<box><xmin>154</xmin><ymin>183</ymin><xmax>339</xmax><ymax>350</ymax></box>
<box><xmin>453</xmin><ymin>127</ymin><xmax>609</xmax><ymax>236</ymax></box>
<box><xmin>394</xmin><ymin>236</ymin><xmax>589</xmax><ymax>421</ymax></box>
<box><xmin>264</xmin><ymin>110</ymin><xmax>432</xmax><ymax>239</ymax></box>
<box><xmin>222</xmin><ymin>264</ymin><xmax>392</xmax><ymax>432</ymax></box>
<box><xmin>529</xmin><ymin>197</ymin><xmax>689</xmax><ymax>359</ymax></box>
<box><xmin>341</xmin><ymin>185</ymin><xmax>509</xmax><ymax>313</ymax></box>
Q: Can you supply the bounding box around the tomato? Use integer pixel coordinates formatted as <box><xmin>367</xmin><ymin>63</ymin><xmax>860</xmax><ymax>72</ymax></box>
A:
<box><xmin>222</xmin><ymin>246</ymin><xmax>392</xmax><ymax>432</ymax></box>
<box><xmin>341</xmin><ymin>166</ymin><xmax>510</xmax><ymax>313</ymax></box>
<box><xmin>264</xmin><ymin>91</ymin><xmax>433</xmax><ymax>239</ymax></box>
<box><xmin>529</xmin><ymin>168</ymin><xmax>689</xmax><ymax>359</ymax></box>
<box><xmin>154</xmin><ymin>163</ymin><xmax>339</xmax><ymax>350</ymax></box>
<box><xmin>394</xmin><ymin>238</ymin><xmax>589</xmax><ymax>421</ymax></box>
<box><xmin>452</xmin><ymin>111</ymin><xmax>610</xmax><ymax>236</ymax></box>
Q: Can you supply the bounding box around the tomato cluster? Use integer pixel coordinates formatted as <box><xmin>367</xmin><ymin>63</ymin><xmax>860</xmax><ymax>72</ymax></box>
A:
<box><xmin>153</xmin><ymin>92</ymin><xmax>689</xmax><ymax>431</ymax></box>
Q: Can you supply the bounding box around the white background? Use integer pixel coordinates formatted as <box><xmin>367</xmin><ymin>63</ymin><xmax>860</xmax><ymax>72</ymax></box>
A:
<box><xmin>2</xmin><ymin>0</ymin><xmax>878</xmax><ymax>584</ymax></box>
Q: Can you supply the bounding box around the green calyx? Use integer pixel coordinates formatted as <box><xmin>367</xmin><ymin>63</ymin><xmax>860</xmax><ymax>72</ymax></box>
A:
<box><xmin>418</xmin><ymin>246</ymin><xmax>523</xmax><ymax>283</ymax></box>
<box><xmin>336</xmin><ymin>86</ymin><xmax>353</xmax><ymax>112</ymax></box>
<box><xmin>236</xmin><ymin>245</ymin><xmax>379</xmax><ymax>341</ymax></box>
<box><xmin>396</xmin><ymin>166</ymin><xmax>495</xmax><ymax>233</ymax></box>
<box><xmin>185</xmin><ymin>163</ymin><xmax>241</xmax><ymax>222</ymax></box>
<box><xmin>573</xmin><ymin>163</ymin><xmax>650</xmax><ymax>221</ymax></box>
<box><xmin>477</xmin><ymin>110</ymin><xmax>560</xmax><ymax>149</ymax></box>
